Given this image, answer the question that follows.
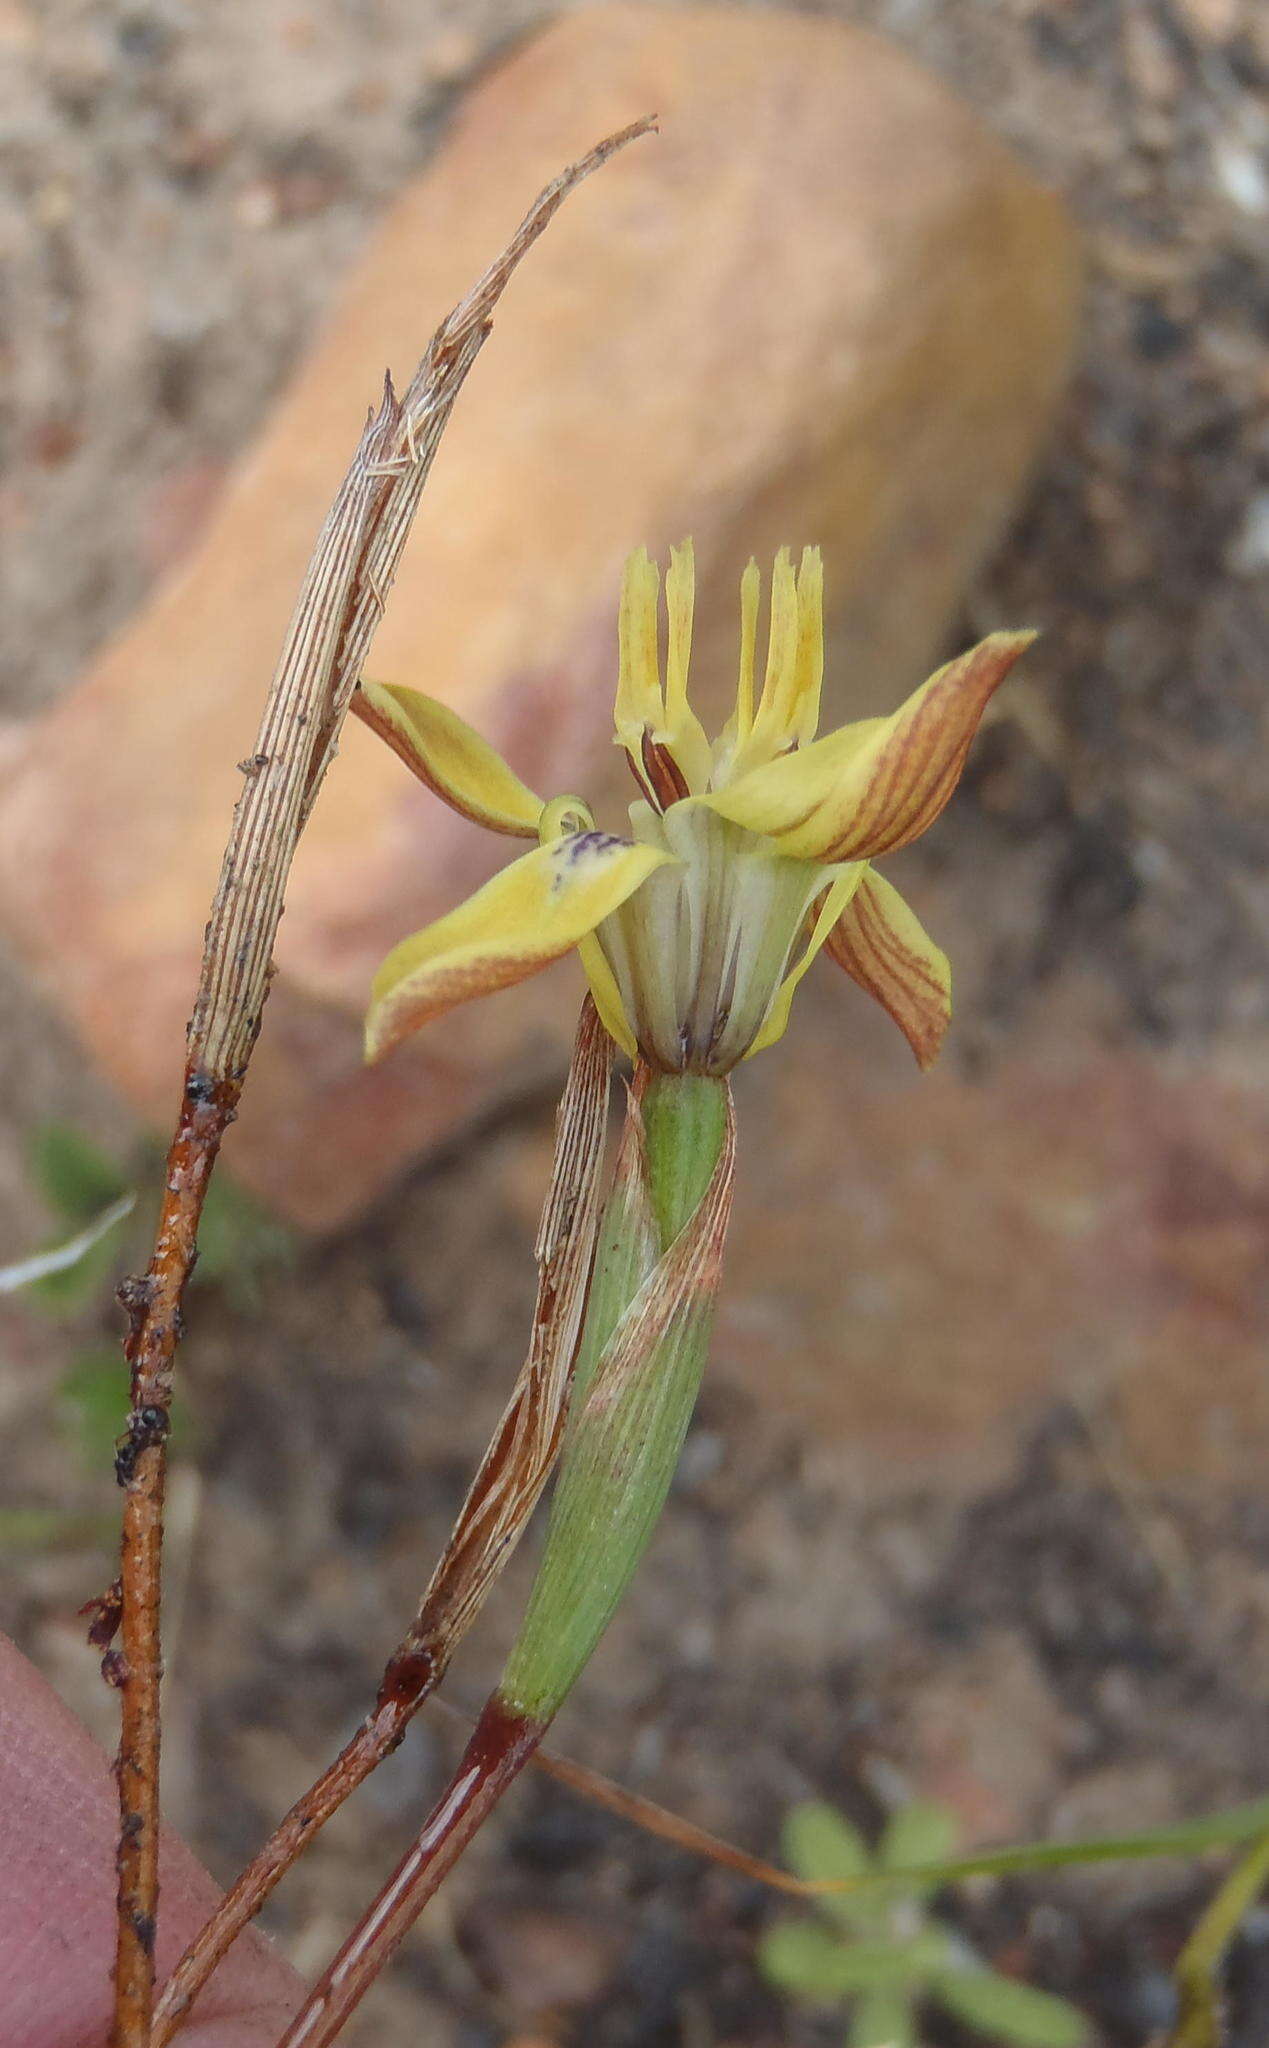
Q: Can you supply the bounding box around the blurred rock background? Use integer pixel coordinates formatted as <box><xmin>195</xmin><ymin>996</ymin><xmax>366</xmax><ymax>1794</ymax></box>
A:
<box><xmin>1</xmin><ymin>3</ymin><xmax>1267</xmax><ymax>2045</ymax></box>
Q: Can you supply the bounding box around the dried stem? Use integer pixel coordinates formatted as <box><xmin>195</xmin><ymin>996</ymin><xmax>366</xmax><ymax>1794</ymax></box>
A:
<box><xmin>99</xmin><ymin>118</ymin><xmax>654</xmax><ymax>2048</ymax></box>
<box><xmin>151</xmin><ymin>1000</ymin><xmax>612</xmax><ymax>2046</ymax></box>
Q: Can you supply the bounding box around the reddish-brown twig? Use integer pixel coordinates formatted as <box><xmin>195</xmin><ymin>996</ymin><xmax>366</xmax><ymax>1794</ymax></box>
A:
<box><xmin>278</xmin><ymin>1699</ymin><xmax>549</xmax><ymax>2048</ymax></box>
<box><xmin>109</xmin><ymin>375</ymin><xmax>403</xmax><ymax>2048</ymax></box>
<box><xmin>100</xmin><ymin>118</ymin><xmax>655</xmax><ymax>2048</ymax></box>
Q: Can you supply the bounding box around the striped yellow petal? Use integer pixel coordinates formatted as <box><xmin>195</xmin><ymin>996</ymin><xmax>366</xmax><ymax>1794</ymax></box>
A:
<box><xmin>706</xmin><ymin>631</ymin><xmax>1035</xmax><ymax>862</ymax></box>
<box><xmin>355</xmin><ymin>680</ymin><xmax>544</xmax><ymax>837</ymax></box>
<box><xmin>365</xmin><ymin>832</ymin><xmax>672</xmax><ymax>1062</ymax></box>
<box><xmin>824</xmin><ymin>868</ymin><xmax>951</xmax><ymax>1069</ymax></box>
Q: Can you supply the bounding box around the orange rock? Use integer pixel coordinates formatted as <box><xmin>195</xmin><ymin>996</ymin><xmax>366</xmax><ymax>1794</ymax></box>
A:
<box><xmin>0</xmin><ymin>7</ymin><xmax>1078</xmax><ymax>1226</ymax></box>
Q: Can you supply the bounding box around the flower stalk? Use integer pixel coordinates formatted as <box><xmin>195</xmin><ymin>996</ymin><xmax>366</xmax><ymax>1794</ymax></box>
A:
<box><xmin>277</xmin><ymin>1064</ymin><xmax>735</xmax><ymax>2048</ymax></box>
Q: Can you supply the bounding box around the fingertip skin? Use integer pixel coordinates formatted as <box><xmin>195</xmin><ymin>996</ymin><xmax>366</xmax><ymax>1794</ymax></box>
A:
<box><xmin>0</xmin><ymin>1632</ymin><xmax>301</xmax><ymax>2048</ymax></box>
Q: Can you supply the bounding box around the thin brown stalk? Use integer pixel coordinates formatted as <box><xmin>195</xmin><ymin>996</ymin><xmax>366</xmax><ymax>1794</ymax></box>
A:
<box><xmin>151</xmin><ymin>1000</ymin><xmax>612</xmax><ymax>2047</ymax></box>
<box><xmin>99</xmin><ymin>118</ymin><xmax>654</xmax><ymax>2048</ymax></box>
<box><xmin>530</xmin><ymin>1740</ymin><xmax>819</xmax><ymax>1897</ymax></box>
<box><xmin>425</xmin><ymin>1697</ymin><xmax>823</xmax><ymax>1899</ymax></box>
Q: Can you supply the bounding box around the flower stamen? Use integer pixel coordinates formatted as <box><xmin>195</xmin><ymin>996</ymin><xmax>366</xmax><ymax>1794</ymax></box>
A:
<box><xmin>639</xmin><ymin>729</ymin><xmax>691</xmax><ymax>810</ymax></box>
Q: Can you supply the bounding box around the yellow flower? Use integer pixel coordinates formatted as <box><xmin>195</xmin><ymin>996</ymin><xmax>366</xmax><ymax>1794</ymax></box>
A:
<box><xmin>361</xmin><ymin>543</ymin><xmax>1033</xmax><ymax>1074</ymax></box>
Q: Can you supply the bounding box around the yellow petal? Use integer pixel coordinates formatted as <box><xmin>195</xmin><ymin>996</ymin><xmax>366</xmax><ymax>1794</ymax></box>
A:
<box><xmin>733</xmin><ymin>557</ymin><xmax>760</xmax><ymax>742</ymax></box>
<box><xmin>613</xmin><ymin>543</ymin><xmax>711</xmax><ymax>796</ymax></box>
<box><xmin>662</xmin><ymin>540</ymin><xmax>713</xmax><ymax>787</ymax></box>
<box><xmin>747</xmin><ymin>545</ymin><xmax>824</xmax><ymax>750</ymax></box>
<box><xmin>786</xmin><ymin>544</ymin><xmax>825</xmax><ymax>744</ymax></box>
<box><xmin>366</xmin><ymin>832</ymin><xmax>672</xmax><ymax>1062</ymax></box>
<box><xmin>708</xmin><ymin>631</ymin><xmax>1035</xmax><ymax>861</ymax></box>
<box><xmin>355</xmin><ymin>680</ymin><xmax>543</xmax><ymax>837</ymax></box>
<box><xmin>663</xmin><ymin>540</ymin><xmax>695</xmax><ymax>729</ymax></box>
<box><xmin>754</xmin><ymin>545</ymin><xmax>797</xmax><ymax>732</ymax></box>
<box><xmin>577</xmin><ymin>932</ymin><xmax>639</xmax><ymax>1059</ymax></box>
<box><xmin>614</xmin><ymin>547</ymin><xmax>662</xmax><ymax>744</ymax></box>
<box><xmin>744</xmin><ymin>865</ymin><xmax>865</xmax><ymax>1059</ymax></box>
<box><xmin>824</xmin><ymin>869</ymin><xmax>951</xmax><ymax>1070</ymax></box>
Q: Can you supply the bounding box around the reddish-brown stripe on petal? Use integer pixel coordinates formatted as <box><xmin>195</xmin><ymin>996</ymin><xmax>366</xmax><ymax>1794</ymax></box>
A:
<box><xmin>368</xmin><ymin>946</ymin><xmax>571</xmax><ymax>1060</ymax></box>
<box><xmin>824</xmin><ymin>870</ymin><xmax>951</xmax><ymax>1068</ymax></box>
<box><xmin>850</xmin><ymin>882</ymin><xmax>942</xmax><ymax>993</ymax></box>
<box><xmin>859</xmin><ymin>740</ymin><xmax>968</xmax><ymax>858</ymax></box>
<box><xmin>825</xmin><ymin>631</ymin><xmax>1033</xmax><ymax>861</ymax></box>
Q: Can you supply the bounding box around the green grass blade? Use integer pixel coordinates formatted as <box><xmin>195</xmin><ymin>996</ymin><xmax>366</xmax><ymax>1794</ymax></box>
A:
<box><xmin>803</xmin><ymin>1797</ymin><xmax>1269</xmax><ymax>1897</ymax></box>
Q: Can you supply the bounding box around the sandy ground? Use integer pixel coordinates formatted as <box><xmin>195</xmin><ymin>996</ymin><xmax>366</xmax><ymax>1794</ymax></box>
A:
<box><xmin>3</xmin><ymin>2</ymin><xmax>1269</xmax><ymax>2044</ymax></box>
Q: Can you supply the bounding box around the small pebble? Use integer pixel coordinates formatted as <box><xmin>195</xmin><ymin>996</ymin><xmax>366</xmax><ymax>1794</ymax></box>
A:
<box><xmin>1228</xmin><ymin>491</ymin><xmax>1269</xmax><ymax>575</ymax></box>
<box><xmin>1212</xmin><ymin>137</ymin><xmax>1269</xmax><ymax>213</ymax></box>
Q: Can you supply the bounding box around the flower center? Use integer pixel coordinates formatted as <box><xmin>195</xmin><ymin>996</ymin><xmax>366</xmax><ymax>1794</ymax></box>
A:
<box><xmin>595</xmin><ymin>802</ymin><xmax>825</xmax><ymax>1075</ymax></box>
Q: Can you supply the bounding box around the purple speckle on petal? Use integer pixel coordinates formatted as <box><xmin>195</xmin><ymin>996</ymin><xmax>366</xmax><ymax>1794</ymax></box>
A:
<box><xmin>562</xmin><ymin>830</ymin><xmax>623</xmax><ymax>863</ymax></box>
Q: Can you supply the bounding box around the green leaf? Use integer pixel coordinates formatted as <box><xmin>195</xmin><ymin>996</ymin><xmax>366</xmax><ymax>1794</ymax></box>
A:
<box><xmin>29</xmin><ymin>1123</ymin><xmax>127</xmax><ymax>1225</ymax></box>
<box><xmin>848</xmin><ymin>1984</ymin><xmax>917</xmax><ymax>2048</ymax></box>
<box><xmin>783</xmin><ymin>1802</ymin><xmax>873</xmax><ymax>1884</ymax></box>
<box><xmin>781</xmin><ymin>1801</ymin><xmax>887</xmax><ymax>1929</ymax></box>
<box><xmin>760</xmin><ymin>1919</ymin><xmax>857</xmax><ymax>1997</ymax></box>
<box><xmin>0</xmin><ymin>1506</ymin><xmax>72</xmax><ymax>1549</ymax></box>
<box><xmin>934</xmin><ymin>1967</ymin><xmax>1089</xmax><ymax>2047</ymax></box>
<box><xmin>60</xmin><ymin>1345</ymin><xmax>130</xmax><ymax>1467</ymax></box>
<box><xmin>0</xmin><ymin>1505</ymin><xmax>118</xmax><ymax>1549</ymax></box>
<box><xmin>194</xmin><ymin>1175</ymin><xmax>293</xmax><ymax>1309</ymax></box>
<box><xmin>879</xmin><ymin>1800</ymin><xmax>958</xmax><ymax>1884</ymax></box>
<box><xmin>760</xmin><ymin>1922</ymin><xmax>952</xmax><ymax>2000</ymax></box>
